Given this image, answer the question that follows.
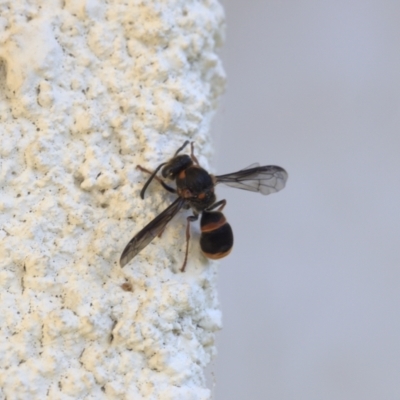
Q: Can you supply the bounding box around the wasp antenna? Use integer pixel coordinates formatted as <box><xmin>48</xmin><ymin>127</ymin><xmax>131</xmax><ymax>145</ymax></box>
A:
<box><xmin>190</xmin><ymin>142</ymin><xmax>199</xmax><ymax>165</ymax></box>
<box><xmin>139</xmin><ymin>162</ymin><xmax>166</xmax><ymax>199</ymax></box>
<box><xmin>174</xmin><ymin>140</ymin><xmax>190</xmax><ymax>156</ymax></box>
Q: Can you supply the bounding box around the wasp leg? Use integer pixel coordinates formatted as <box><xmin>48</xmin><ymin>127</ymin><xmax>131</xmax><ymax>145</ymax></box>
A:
<box><xmin>206</xmin><ymin>199</ymin><xmax>227</xmax><ymax>212</ymax></box>
<box><xmin>137</xmin><ymin>165</ymin><xmax>176</xmax><ymax>196</ymax></box>
<box><xmin>174</xmin><ymin>140</ymin><xmax>190</xmax><ymax>156</ymax></box>
<box><xmin>190</xmin><ymin>142</ymin><xmax>200</xmax><ymax>165</ymax></box>
<box><xmin>181</xmin><ymin>213</ymin><xmax>199</xmax><ymax>272</ymax></box>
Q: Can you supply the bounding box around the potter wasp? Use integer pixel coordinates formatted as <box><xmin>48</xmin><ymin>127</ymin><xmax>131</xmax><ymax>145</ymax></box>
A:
<box><xmin>120</xmin><ymin>141</ymin><xmax>288</xmax><ymax>271</ymax></box>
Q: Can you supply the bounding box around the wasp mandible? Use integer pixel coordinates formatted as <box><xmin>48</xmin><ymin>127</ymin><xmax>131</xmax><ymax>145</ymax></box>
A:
<box><xmin>120</xmin><ymin>141</ymin><xmax>288</xmax><ymax>272</ymax></box>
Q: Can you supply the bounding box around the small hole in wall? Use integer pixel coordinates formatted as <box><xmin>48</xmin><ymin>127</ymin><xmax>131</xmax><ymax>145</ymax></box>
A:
<box><xmin>0</xmin><ymin>58</ymin><xmax>8</xmax><ymax>101</ymax></box>
<box><xmin>0</xmin><ymin>59</ymin><xmax>6</xmax><ymax>79</ymax></box>
<box><xmin>121</xmin><ymin>282</ymin><xmax>133</xmax><ymax>292</ymax></box>
<box><xmin>73</xmin><ymin>175</ymin><xmax>84</xmax><ymax>187</ymax></box>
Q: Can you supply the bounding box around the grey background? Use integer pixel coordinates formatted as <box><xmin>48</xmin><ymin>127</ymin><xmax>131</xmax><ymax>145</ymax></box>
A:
<box><xmin>211</xmin><ymin>1</ymin><xmax>400</xmax><ymax>399</ymax></box>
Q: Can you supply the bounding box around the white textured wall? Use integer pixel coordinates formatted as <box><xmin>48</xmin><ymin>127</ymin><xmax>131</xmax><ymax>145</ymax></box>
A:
<box><xmin>0</xmin><ymin>1</ymin><xmax>225</xmax><ymax>399</ymax></box>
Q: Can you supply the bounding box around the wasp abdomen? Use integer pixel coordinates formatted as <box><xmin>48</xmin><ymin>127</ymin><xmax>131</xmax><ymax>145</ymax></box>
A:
<box><xmin>200</xmin><ymin>211</ymin><xmax>233</xmax><ymax>260</ymax></box>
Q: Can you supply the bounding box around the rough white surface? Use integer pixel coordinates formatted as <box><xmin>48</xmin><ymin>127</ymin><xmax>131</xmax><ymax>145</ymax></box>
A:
<box><xmin>0</xmin><ymin>1</ymin><xmax>225</xmax><ymax>398</ymax></box>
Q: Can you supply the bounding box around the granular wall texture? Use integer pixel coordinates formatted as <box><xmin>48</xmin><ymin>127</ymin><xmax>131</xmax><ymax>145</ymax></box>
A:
<box><xmin>0</xmin><ymin>1</ymin><xmax>225</xmax><ymax>398</ymax></box>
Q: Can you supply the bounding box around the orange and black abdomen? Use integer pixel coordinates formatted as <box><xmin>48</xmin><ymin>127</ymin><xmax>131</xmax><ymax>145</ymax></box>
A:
<box><xmin>200</xmin><ymin>210</ymin><xmax>233</xmax><ymax>260</ymax></box>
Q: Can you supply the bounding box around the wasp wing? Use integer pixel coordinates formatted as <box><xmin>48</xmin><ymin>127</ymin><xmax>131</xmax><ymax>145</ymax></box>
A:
<box><xmin>214</xmin><ymin>165</ymin><xmax>288</xmax><ymax>195</ymax></box>
<box><xmin>120</xmin><ymin>197</ymin><xmax>186</xmax><ymax>267</ymax></box>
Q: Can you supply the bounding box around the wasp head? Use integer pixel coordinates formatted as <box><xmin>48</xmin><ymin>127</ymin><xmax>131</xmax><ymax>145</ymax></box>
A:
<box><xmin>161</xmin><ymin>155</ymin><xmax>193</xmax><ymax>180</ymax></box>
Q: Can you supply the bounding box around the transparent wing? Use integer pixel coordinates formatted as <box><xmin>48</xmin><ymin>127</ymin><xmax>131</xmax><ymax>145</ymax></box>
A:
<box><xmin>120</xmin><ymin>197</ymin><xmax>186</xmax><ymax>267</ymax></box>
<box><xmin>214</xmin><ymin>165</ymin><xmax>288</xmax><ymax>195</ymax></box>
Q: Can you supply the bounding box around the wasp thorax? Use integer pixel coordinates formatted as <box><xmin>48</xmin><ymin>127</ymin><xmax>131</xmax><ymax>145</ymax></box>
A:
<box><xmin>177</xmin><ymin>166</ymin><xmax>213</xmax><ymax>193</ymax></box>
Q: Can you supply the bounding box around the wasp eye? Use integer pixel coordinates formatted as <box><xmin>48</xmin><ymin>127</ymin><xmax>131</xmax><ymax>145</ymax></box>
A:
<box><xmin>161</xmin><ymin>168</ymin><xmax>170</xmax><ymax>178</ymax></box>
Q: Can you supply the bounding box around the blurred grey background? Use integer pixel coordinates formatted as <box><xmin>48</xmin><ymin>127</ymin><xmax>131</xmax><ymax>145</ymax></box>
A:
<box><xmin>211</xmin><ymin>1</ymin><xmax>400</xmax><ymax>399</ymax></box>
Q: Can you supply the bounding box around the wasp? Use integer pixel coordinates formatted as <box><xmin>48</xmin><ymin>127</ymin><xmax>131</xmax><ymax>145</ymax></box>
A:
<box><xmin>120</xmin><ymin>141</ymin><xmax>288</xmax><ymax>272</ymax></box>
